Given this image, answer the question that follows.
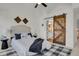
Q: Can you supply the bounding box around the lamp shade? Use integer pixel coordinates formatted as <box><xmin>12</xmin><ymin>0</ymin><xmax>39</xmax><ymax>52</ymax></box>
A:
<box><xmin>0</xmin><ymin>30</ymin><xmax>7</xmax><ymax>40</ymax></box>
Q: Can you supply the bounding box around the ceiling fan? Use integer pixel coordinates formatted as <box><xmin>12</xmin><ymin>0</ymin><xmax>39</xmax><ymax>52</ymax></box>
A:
<box><xmin>35</xmin><ymin>3</ymin><xmax>47</xmax><ymax>8</ymax></box>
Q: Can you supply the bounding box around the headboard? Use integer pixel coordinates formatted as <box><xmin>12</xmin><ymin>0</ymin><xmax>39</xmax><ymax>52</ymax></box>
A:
<box><xmin>10</xmin><ymin>25</ymin><xmax>31</xmax><ymax>37</ymax></box>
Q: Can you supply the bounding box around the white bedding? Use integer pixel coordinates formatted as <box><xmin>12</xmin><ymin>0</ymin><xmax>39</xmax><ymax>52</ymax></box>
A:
<box><xmin>10</xmin><ymin>25</ymin><xmax>51</xmax><ymax>56</ymax></box>
<box><xmin>11</xmin><ymin>36</ymin><xmax>37</xmax><ymax>56</ymax></box>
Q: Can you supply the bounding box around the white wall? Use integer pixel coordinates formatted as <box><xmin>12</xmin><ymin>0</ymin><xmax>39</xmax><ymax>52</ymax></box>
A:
<box><xmin>0</xmin><ymin>4</ymin><xmax>36</xmax><ymax>33</ymax></box>
<box><xmin>38</xmin><ymin>5</ymin><xmax>75</xmax><ymax>48</ymax></box>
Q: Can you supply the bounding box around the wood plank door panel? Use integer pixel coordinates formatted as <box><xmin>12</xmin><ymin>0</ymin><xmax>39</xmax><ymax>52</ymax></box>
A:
<box><xmin>53</xmin><ymin>14</ymin><xmax>66</xmax><ymax>45</ymax></box>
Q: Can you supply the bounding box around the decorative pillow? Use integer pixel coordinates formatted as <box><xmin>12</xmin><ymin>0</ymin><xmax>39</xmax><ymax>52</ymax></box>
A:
<box><xmin>29</xmin><ymin>38</ymin><xmax>44</xmax><ymax>53</ymax></box>
<box><xmin>15</xmin><ymin>33</ymin><xmax>21</xmax><ymax>40</ymax></box>
<box><xmin>28</xmin><ymin>33</ymin><xmax>32</xmax><ymax>37</ymax></box>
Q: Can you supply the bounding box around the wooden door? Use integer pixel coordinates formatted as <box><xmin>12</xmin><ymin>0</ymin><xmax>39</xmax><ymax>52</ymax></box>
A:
<box><xmin>53</xmin><ymin>14</ymin><xmax>66</xmax><ymax>45</ymax></box>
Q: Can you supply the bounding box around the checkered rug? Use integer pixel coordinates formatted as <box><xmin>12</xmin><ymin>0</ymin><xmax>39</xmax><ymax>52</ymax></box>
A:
<box><xmin>34</xmin><ymin>45</ymin><xmax>72</xmax><ymax>56</ymax></box>
<box><xmin>0</xmin><ymin>45</ymin><xmax>72</xmax><ymax>56</ymax></box>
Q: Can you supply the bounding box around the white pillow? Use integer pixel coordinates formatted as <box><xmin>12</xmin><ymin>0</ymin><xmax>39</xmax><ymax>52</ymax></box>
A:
<box><xmin>21</xmin><ymin>33</ymin><xmax>28</xmax><ymax>38</ymax></box>
<box><xmin>42</xmin><ymin>40</ymin><xmax>51</xmax><ymax>50</ymax></box>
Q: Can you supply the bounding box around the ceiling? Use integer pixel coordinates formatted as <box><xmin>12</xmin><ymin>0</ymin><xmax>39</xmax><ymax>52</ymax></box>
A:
<box><xmin>0</xmin><ymin>3</ymin><xmax>72</xmax><ymax>11</ymax></box>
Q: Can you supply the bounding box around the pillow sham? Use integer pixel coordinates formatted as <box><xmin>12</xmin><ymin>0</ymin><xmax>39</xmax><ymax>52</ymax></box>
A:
<box><xmin>15</xmin><ymin>33</ymin><xmax>21</xmax><ymax>40</ymax></box>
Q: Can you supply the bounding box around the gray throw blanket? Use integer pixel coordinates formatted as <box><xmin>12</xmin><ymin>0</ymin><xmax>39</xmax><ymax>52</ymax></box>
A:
<box><xmin>29</xmin><ymin>38</ymin><xmax>44</xmax><ymax>53</ymax></box>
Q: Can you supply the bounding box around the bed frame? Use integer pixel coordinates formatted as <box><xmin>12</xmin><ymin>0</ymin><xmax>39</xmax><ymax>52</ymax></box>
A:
<box><xmin>10</xmin><ymin>25</ymin><xmax>31</xmax><ymax>37</ymax></box>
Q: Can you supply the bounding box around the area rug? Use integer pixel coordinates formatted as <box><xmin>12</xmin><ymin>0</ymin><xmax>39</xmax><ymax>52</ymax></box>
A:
<box><xmin>0</xmin><ymin>44</ymin><xmax>72</xmax><ymax>56</ymax></box>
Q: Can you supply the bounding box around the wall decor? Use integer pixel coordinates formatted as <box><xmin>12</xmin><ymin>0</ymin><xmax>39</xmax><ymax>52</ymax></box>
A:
<box><xmin>14</xmin><ymin>16</ymin><xmax>21</xmax><ymax>23</ymax></box>
<box><xmin>23</xmin><ymin>18</ymin><xmax>28</xmax><ymax>24</ymax></box>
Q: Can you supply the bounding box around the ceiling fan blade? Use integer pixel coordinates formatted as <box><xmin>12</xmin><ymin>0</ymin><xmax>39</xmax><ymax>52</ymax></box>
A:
<box><xmin>35</xmin><ymin>3</ymin><xmax>38</xmax><ymax>8</ymax></box>
<box><xmin>41</xmin><ymin>3</ymin><xmax>47</xmax><ymax>7</ymax></box>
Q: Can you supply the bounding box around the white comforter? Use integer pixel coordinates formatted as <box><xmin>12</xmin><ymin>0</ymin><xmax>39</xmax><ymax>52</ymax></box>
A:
<box><xmin>11</xmin><ymin>35</ymin><xmax>51</xmax><ymax>56</ymax></box>
<box><xmin>11</xmin><ymin>36</ymin><xmax>37</xmax><ymax>56</ymax></box>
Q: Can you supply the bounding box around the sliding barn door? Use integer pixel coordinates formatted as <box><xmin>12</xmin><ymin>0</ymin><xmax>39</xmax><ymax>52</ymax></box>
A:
<box><xmin>53</xmin><ymin>14</ymin><xmax>66</xmax><ymax>45</ymax></box>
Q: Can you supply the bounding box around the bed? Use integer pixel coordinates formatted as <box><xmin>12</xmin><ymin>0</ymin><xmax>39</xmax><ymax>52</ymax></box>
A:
<box><xmin>8</xmin><ymin>25</ymin><xmax>72</xmax><ymax>56</ymax></box>
<box><xmin>10</xmin><ymin>25</ymin><xmax>51</xmax><ymax>56</ymax></box>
